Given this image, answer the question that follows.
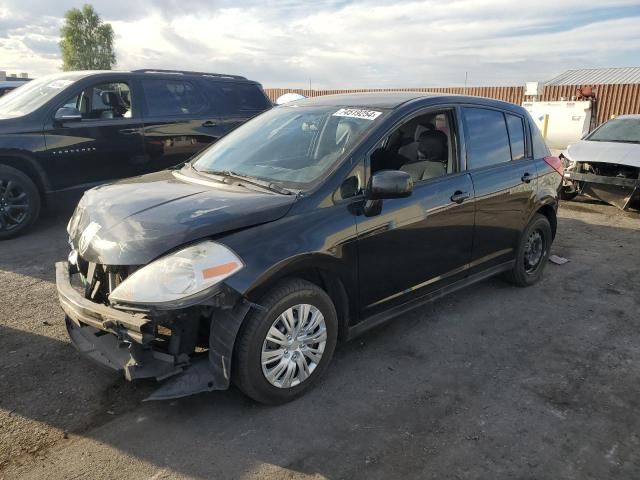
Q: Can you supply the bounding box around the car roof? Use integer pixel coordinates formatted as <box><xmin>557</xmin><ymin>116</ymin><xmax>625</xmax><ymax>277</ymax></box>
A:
<box><xmin>73</xmin><ymin>69</ymin><xmax>258</xmax><ymax>83</ymax></box>
<box><xmin>290</xmin><ymin>92</ymin><xmax>526</xmax><ymax>113</ymax></box>
<box><xmin>612</xmin><ymin>114</ymin><xmax>640</xmax><ymax>120</ymax></box>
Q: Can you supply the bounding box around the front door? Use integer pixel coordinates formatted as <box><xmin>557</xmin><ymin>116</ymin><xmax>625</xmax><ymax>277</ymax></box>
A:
<box><xmin>461</xmin><ymin>107</ymin><xmax>538</xmax><ymax>273</ymax></box>
<box><xmin>356</xmin><ymin>108</ymin><xmax>475</xmax><ymax>317</ymax></box>
<box><xmin>43</xmin><ymin>79</ymin><xmax>145</xmax><ymax>191</ymax></box>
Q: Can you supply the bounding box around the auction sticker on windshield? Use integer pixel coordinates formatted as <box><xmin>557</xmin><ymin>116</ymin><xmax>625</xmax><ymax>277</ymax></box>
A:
<box><xmin>333</xmin><ymin>108</ymin><xmax>382</xmax><ymax>120</ymax></box>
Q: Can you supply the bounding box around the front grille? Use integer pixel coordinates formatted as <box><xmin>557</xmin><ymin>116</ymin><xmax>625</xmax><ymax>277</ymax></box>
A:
<box><xmin>74</xmin><ymin>256</ymin><xmax>135</xmax><ymax>305</ymax></box>
<box><xmin>579</xmin><ymin>161</ymin><xmax>640</xmax><ymax>179</ymax></box>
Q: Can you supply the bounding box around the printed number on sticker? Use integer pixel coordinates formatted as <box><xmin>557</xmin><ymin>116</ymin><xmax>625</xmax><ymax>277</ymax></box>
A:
<box><xmin>333</xmin><ymin>108</ymin><xmax>382</xmax><ymax>120</ymax></box>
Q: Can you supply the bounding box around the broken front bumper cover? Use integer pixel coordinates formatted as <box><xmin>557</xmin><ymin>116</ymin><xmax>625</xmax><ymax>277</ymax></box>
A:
<box><xmin>56</xmin><ymin>261</ymin><xmax>251</xmax><ymax>400</ymax></box>
<box><xmin>563</xmin><ymin>171</ymin><xmax>640</xmax><ymax>210</ymax></box>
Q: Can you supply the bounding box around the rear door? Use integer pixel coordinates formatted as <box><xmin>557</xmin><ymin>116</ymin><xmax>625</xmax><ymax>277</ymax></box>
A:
<box><xmin>139</xmin><ymin>77</ymin><xmax>228</xmax><ymax>171</ymax></box>
<box><xmin>356</xmin><ymin>107</ymin><xmax>476</xmax><ymax>317</ymax></box>
<box><xmin>201</xmin><ymin>80</ymin><xmax>272</xmax><ymax>134</ymax></box>
<box><xmin>43</xmin><ymin>78</ymin><xmax>146</xmax><ymax>190</ymax></box>
<box><xmin>463</xmin><ymin>106</ymin><xmax>537</xmax><ymax>273</ymax></box>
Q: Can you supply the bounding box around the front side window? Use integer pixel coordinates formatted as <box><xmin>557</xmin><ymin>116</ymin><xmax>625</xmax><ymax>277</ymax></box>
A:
<box><xmin>192</xmin><ymin>105</ymin><xmax>385</xmax><ymax>189</ymax></box>
<box><xmin>0</xmin><ymin>72</ymin><xmax>87</xmax><ymax>118</ymax></box>
<box><xmin>63</xmin><ymin>82</ymin><xmax>132</xmax><ymax>120</ymax></box>
<box><xmin>370</xmin><ymin>110</ymin><xmax>455</xmax><ymax>183</ymax></box>
<box><xmin>587</xmin><ymin>116</ymin><xmax>640</xmax><ymax>144</ymax></box>
<box><xmin>464</xmin><ymin>107</ymin><xmax>511</xmax><ymax>169</ymax></box>
<box><xmin>142</xmin><ymin>79</ymin><xmax>206</xmax><ymax>117</ymax></box>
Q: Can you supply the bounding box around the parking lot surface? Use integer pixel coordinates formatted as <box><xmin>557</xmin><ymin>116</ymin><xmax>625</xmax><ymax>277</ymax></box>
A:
<box><xmin>0</xmin><ymin>199</ymin><xmax>639</xmax><ymax>479</ymax></box>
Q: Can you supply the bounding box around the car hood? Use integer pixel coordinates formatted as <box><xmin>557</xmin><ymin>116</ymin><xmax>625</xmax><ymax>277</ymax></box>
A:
<box><xmin>565</xmin><ymin>140</ymin><xmax>640</xmax><ymax>168</ymax></box>
<box><xmin>68</xmin><ymin>169</ymin><xmax>297</xmax><ymax>265</ymax></box>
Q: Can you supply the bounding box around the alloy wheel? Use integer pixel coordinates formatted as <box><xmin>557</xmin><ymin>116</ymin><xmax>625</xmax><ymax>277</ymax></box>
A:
<box><xmin>261</xmin><ymin>304</ymin><xmax>327</xmax><ymax>389</ymax></box>
<box><xmin>0</xmin><ymin>178</ymin><xmax>30</xmax><ymax>233</ymax></box>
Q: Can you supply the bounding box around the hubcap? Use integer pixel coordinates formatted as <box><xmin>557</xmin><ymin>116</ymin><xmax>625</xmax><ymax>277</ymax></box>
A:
<box><xmin>261</xmin><ymin>304</ymin><xmax>327</xmax><ymax>389</ymax></box>
<box><xmin>524</xmin><ymin>229</ymin><xmax>545</xmax><ymax>273</ymax></box>
<box><xmin>0</xmin><ymin>178</ymin><xmax>30</xmax><ymax>232</ymax></box>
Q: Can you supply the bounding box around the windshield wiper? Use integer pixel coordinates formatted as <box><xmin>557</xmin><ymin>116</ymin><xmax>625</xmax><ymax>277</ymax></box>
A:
<box><xmin>197</xmin><ymin>169</ymin><xmax>293</xmax><ymax>195</ymax></box>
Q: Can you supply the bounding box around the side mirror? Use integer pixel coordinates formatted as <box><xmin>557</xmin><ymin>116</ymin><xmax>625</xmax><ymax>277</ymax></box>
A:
<box><xmin>54</xmin><ymin>107</ymin><xmax>82</xmax><ymax>123</ymax></box>
<box><xmin>367</xmin><ymin>170</ymin><xmax>413</xmax><ymax>200</ymax></box>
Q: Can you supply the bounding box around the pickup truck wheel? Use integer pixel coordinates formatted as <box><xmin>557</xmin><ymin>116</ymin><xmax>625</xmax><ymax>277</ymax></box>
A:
<box><xmin>233</xmin><ymin>278</ymin><xmax>338</xmax><ymax>404</ymax></box>
<box><xmin>505</xmin><ymin>213</ymin><xmax>552</xmax><ymax>287</ymax></box>
<box><xmin>0</xmin><ymin>165</ymin><xmax>41</xmax><ymax>240</ymax></box>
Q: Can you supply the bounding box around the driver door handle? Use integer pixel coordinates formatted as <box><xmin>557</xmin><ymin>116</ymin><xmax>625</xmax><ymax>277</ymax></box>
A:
<box><xmin>450</xmin><ymin>191</ymin><xmax>470</xmax><ymax>204</ymax></box>
<box><xmin>202</xmin><ymin>120</ymin><xmax>218</xmax><ymax>127</ymax></box>
<box><xmin>521</xmin><ymin>172</ymin><xmax>534</xmax><ymax>183</ymax></box>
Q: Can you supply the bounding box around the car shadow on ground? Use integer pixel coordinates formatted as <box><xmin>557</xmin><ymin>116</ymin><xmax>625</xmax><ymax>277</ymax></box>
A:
<box><xmin>0</xmin><ymin>205</ymin><xmax>72</xmax><ymax>283</ymax></box>
<box><xmin>1</xmin><ymin>214</ymin><xmax>640</xmax><ymax>479</ymax></box>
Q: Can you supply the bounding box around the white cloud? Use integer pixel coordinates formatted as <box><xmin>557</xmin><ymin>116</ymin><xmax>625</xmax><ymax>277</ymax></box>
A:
<box><xmin>0</xmin><ymin>0</ymin><xmax>639</xmax><ymax>87</ymax></box>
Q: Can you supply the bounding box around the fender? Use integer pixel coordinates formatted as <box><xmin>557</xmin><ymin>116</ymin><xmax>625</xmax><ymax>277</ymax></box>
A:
<box><xmin>243</xmin><ymin>252</ymin><xmax>357</xmax><ymax>302</ymax></box>
<box><xmin>0</xmin><ymin>148</ymin><xmax>51</xmax><ymax>192</ymax></box>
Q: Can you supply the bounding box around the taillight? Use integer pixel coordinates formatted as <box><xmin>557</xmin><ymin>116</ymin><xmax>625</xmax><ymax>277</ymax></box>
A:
<box><xmin>544</xmin><ymin>156</ymin><xmax>564</xmax><ymax>176</ymax></box>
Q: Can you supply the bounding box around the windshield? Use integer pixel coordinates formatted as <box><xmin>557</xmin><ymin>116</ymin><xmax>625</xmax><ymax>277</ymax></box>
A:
<box><xmin>0</xmin><ymin>72</ymin><xmax>87</xmax><ymax>118</ymax></box>
<box><xmin>587</xmin><ymin>117</ymin><xmax>640</xmax><ymax>144</ymax></box>
<box><xmin>192</xmin><ymin>105</ymin><xmax>385</xmax><ymax>189</ymax></box>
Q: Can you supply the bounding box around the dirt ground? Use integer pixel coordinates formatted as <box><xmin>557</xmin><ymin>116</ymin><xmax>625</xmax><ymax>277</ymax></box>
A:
<box><xmin>0</xmin><ymin>197</ymin><xmax>638</xmax><ymax>479</ymax></box>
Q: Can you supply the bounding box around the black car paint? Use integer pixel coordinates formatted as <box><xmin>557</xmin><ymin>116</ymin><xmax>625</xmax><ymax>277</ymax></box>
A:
<box><xmin>69</xmin><ymin>169</ymin><xmax>297</xmax><ymax>265</ymax></box>
<box><xmin>0</xmin><ymin>71</ymin><xmax>270</xmax><ymax>202</ymax></box>
<box><xmin>62</xmin><ymin>93</ymin><xmax>562</xmax><ymax>397</ymax></box>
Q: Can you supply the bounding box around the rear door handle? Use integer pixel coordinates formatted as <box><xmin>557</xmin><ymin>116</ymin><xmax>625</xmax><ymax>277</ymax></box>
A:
<box><xmin>202</xmin><ymin>120</ymin><xmax>218</xmax><ymax>127</ymax></box>
<box><xmin>521</xmin><ymin>172</ymin><xmax>534</xmax><ymax>183</ymax></box>
<box><xmin>119</xmin><ymin>128</ymin><xmax>141</xmax><ymax>135</ymax></box>
<box><xmin>450</xmin><ymin>191</ymin><xmax>470</xmax><ymax>204</ymax></box>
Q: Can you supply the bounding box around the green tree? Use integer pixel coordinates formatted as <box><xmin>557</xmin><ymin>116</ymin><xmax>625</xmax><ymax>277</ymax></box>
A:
<box><xmin>59</xmin><ymin>4</ymin><xmax>116</xmax><ymax>71</ymax></box>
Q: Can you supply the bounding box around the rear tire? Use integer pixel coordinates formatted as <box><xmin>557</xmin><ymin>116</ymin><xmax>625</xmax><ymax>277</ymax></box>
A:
<box><xmin>505</xmin><ymin>213</ymin><xmax>552</xmax><ymax>287</ymax></box>
<box><xmin>0</xmin><ymin>165</ymin><xmax>41</xmax><ymax>240</ymax></box>
<box><xmin>232</xmin><ymin>278</ymin><xmax>338</xmax><ymax>404</ymax></box>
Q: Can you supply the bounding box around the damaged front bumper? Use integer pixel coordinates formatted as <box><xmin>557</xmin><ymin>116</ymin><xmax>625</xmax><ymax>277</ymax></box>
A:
<box><xmin>563</xmin><ymin>171</ymin><xmax>640</xmax><ymax>210</ymax></box>
<box><xmin>56</xmin><ymin>261</ymin><xmax>251</xmax><ymax>400</ymax></box>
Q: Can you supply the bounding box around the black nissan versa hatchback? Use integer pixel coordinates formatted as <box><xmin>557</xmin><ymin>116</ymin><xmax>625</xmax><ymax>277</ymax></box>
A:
<box><xmin>56</xmin><ymin>93</ymin><xmax>563</xmax><ymax>404</ymax></box>
<box><xmin>0</xmin><ymin>69</ymin><xmax>271</xmax><ymax>239</ymax></box>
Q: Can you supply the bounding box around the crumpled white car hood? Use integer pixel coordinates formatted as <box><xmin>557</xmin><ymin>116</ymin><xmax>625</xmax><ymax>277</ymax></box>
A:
<box><xmin>565</xmin><ymin>140</ymin><xmax>640</xmax><ymax>168</ymax></box>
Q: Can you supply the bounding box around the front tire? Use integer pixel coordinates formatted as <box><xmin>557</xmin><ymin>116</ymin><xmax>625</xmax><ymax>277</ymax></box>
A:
<box><xmin>0</xmin><ymin>165</ymin><xmax>41</xmax><ymax>240</ymax></box>
<box><xmin>233</xmin><ymin>278</ymin><xmax>338</xmax><ymax>404</ymax></box>
<box><xmin>505</xmin><ymin>213</ymin><xmax>552</xmax><ymax>287</ymax></box>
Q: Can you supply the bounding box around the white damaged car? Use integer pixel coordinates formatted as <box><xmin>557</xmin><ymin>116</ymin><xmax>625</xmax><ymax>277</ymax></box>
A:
<box><xmin>561</xmin><ymin>114</ymin><xmax>640</xmax><ymax>210</ymax></box>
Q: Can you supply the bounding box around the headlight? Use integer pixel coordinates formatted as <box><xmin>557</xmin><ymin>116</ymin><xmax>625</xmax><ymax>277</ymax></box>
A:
<box><xmin>109</xmin><ymin>241</ymin><xmax>243</xmax><ymax>308</ymax></box>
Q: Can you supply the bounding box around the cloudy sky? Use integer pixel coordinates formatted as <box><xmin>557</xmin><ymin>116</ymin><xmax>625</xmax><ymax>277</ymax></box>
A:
<box><xmin>1</xmin><ymin>0</ymin><xmax>639</xmax><ymax>88</ymax></box>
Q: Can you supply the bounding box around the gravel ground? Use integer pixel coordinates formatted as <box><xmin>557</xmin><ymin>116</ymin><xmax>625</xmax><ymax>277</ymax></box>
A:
<box><xmin>0</xmin><ymin>198</ymin><xmax>638</xmax><ymax>479</ymax></box>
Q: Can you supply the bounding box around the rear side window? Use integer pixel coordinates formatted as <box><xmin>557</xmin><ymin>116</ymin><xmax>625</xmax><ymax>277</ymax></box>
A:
<box><xmin>505</xmin><ymin>114</ymin><xmax>525</xmax><ymax>160</ymax></box>
<box><xmin>203</xmin><ymin>82</ymin><xmax>270</xmax><ymax>113</ymax></box>
<box><xmin>527</xmin><ymin>113</ymin><xmax>551</xmax><ymax>158</ymax></box>
<box><xmin>141</xmin><ymin>79</ymin><xmax>206</xmax><ymax>117</ymax></box>
<box><xmin>463</xmin><ymin>107</ymin><xmax>511</xmax><ymax>169</ymax></box>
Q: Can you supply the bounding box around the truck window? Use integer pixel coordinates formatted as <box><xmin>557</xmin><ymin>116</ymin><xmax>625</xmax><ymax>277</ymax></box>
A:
<box><xmin>142</xmin><ymin>79</ymin><xmax>207</xmax><ymax>117</ymax></box>
<box><xmin>212</xmin><ymin>83</ymin><xmax>271</xmax><ymax>113</ymax></box>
